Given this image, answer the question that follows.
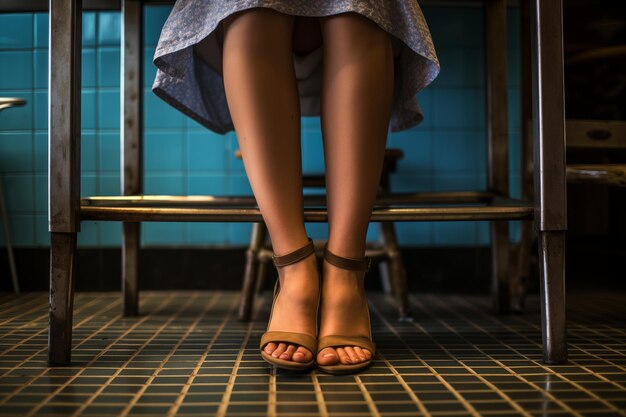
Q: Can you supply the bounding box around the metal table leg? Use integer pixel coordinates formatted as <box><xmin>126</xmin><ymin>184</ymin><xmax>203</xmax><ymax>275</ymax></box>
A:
<box><xmin>485</xmin><ymin>0</ymin><xmax>511</xmax><ymax>314</ymax></box>
<box><xmin>48</xmin><ymin>0</ymin><xmax>82</xmax><ymax>365</ymax></box>
<box><xmin>121</xmin><ymin>0</ymin><xmax>143</xmax><ymax>317</ymax></box>
<box><xmin>530</xmin><ymin>0</ymin><xmax>568</xmax><ymax>364</ymax></box>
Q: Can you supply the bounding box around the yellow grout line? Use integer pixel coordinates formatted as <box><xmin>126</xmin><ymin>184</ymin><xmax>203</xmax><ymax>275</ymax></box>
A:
<box><xmin>115</xmin><ymin>292</ymin><xmax>224</xmax><ymax>417</ymax></box>
<box><xmin>368</xmin><ymin>298</ymin><xmax>481</xmax><ymax>417</ymax></box>
<box><xmin>0</xmin><ymin>293</ymin><xmax>48</xmax><ymax>320</ymax></box>
<box><xmin>215</xmin><ymin>320</ymin><xmax>254</xmax><ymax>417</ymax></box>
<box><xmin>22</xmin><ymin>292</ymin><xmax>182</xmax><ymax>417</ymax></box>
<box><xmin>407</xmin><ymin>295</ymin><xmax>537</xmax><ymax>417</ymax></box>
<box><xmin>311</xmin><ymin>371</ymin><xmax>329</xmax><ymax>417</ymax></box>
<box><xmin>424</xmin><ymin>294</ymin><xmax>588</xmax><ymax>417</ymax></box>
<box><xmin>354</xmin><ymin>374</ymin><xmax>382</xmax><ymax>417</ymax></box>
<box><xmin>267</xmin><ymin>366</ymin><xmax>277</xmax><ymax>417</ymax></box>
<box><xmin>450</xmin><ymin>295</ymin><xmax>626</xmax><ymax>416</ymax></box>
<box><xmin>0</xmin><ymin>296</ymin><xmax>102</xmax><ymax>343</ymax></box>
<box><xmin>0</xmin><ymin>295</ymin><xmax>123</xmax><ymax>405</ymax></box>
<box><xmin>166</xmin><ymin>293</ymin><xmax>240</xmax><ymax>417</ymax></box>
<box><xmin>375</xmin><ymin>352</ymin><xmax>432</xmax><ymax>417</ymax></box>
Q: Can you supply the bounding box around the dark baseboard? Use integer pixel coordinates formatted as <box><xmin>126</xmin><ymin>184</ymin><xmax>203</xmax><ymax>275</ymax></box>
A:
<box><xmin>0</xmin><ymin>238</ymin><xmax>624</xmax><ymax>293</ymax></box>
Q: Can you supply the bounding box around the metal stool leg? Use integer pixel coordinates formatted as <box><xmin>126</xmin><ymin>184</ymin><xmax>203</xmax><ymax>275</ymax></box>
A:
<box><xmin>122</xmin><ymin>223</ymin><xmax>139</xmax><ymax>316</ymax></box>
<box><xmin>121</xmin><ymin>0</ymin><xmax>143</xmax><ymax>317</ymax></box>
<box><xmin>238</xmin><ymin>222</ymin><xmax>267</xmax><ymax>321</ymax></box>
<box><xmin>49</xmin><ymin>233</ymin><xmax>77</xmax><ymax>365</ymax></box>
<box><xmin>0</xmin><ymin>180</ymin><xmax>19</xmax><ymax>293</ymax></box>
<box><xmin>485</xmin><ymin>0</ymin><xmax>512</xmax><ymax>314</ymax></box>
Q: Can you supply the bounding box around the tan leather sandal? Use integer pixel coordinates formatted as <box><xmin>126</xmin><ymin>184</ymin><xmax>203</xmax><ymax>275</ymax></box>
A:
<box><xmin>317</xmin><ymin>243</ymin><xmax>376</xmax><ymax>375</ymax></box>
<box><xmin>260</xmin><ymin>237</ymin><xmax>320</xmax><ymax>371</ymax></box>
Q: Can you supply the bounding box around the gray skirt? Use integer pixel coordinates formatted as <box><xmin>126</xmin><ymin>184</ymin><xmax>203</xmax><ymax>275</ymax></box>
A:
<box><xmin>152</xmin><ymin>0</ymin><xmax>440</xmax><ymax>134</ymax></box>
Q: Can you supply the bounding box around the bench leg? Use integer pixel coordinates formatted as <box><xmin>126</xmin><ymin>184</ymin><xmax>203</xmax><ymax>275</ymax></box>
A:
<box><xmin>538</xmin><ymin>230</ymin><xmax>567</xmax><ymax>364</ymax></box>
<box><xmin>49</xmin><ymin>232</ymin><xmax>77</xmax><ymax>366</ymax></box>
<box><xmin>491</xmin><ymin>221</ymin><xmax>511</xmax><ymax>314</ymax></box>
<box><xmin>238</xmin><ymin>222</ymin><xmax>266</xmax><ymax>321</ymax></box>
<box><xmin>255</xmin><ymin>257</ymin><xmax>269</xmax><ymax>294</ymax></box>
<box><xmin>380</xmin><ymin>222</ymin><xmax>412</xmax><ymax>321</ymax></box>
<box><xmin>123</xmin><ymin>223</ymin><xmax>139</xmax><ymax>316</ymax></box>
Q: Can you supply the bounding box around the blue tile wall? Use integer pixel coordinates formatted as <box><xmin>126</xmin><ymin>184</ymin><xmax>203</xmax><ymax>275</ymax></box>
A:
<box><xmin>0</xmin><ymin>5</ymin><xmax>522</xmax><ymax>248</ymax></box>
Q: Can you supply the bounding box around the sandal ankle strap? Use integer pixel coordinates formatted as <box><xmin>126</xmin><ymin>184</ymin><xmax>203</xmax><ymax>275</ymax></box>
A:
<box><xmin>323</xmin><ymin>243</ymin><xmax>371</xmax><ymax>272</ymax></box>
<box><xmin>272</xmin><ymin>237</ymin><xmax>315</xmax><ymax>267</ymax></box>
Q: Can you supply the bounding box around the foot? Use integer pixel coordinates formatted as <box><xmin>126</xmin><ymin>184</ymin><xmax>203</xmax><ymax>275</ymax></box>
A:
<box><xmin>316</xmin><ymin>259</ymin><xmax>373</xmax><ymax>366</ymax></box>
<box><xmin>263</xmin><ymin>250</ymin><xmax>319</xmax><ymax>364</ymax></box>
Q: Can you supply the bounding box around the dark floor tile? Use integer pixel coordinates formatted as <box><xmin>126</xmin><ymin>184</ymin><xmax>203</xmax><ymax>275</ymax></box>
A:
<box><xmin>0</xmin><ymin>291</ymin><xmax>624</xmax><ymax>417</ymax></box>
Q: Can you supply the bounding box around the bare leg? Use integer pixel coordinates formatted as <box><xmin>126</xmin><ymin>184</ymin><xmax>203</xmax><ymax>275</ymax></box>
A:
<box><xmin>317</xmin><ymin>13</ymin><xmax>394</xmax><ymax>366</ymax></box>
<box><xmin>222</xmin><ymin>8</ymin><xmax>318</xmax><ymax>363</ymax></box>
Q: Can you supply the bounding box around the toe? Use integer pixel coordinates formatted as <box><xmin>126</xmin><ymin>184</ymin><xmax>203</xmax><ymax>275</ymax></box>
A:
<box><xmin>293</xmin><ymin>346</ymin><xmax>312</xmax><ymax>363</ymax></box>
<box><xmin>353</xmin><ymin>346</ymin><xmax>368</xmax><ymax>362</ymax></box>
<box><xmin>272</xmin><ymin>343</ymin><xmax>287</xmax><ymax>358</ymax></box>
<box><xmin>317</xmin><ymin>347</ymin><xmax>339</xmax><ymax>366</ymax></box>
<box><xmin>336</xmin><ymin>347</ymin><xmax>352</xmax><ymax>364</ymax></box>
<box><xmin>279</xmin><ymin>344</ymin><xmax>296</xmax><ymax>360</ymax></box>
<box><xmin>363</xmin><ymin>348</ymin><xmax>372</xmax><ymax>359</ymax></box>
<box><xmin>344</xmin><ymin>346</ymin><xmax>361</xmax><ymax>363</ymax></box>
<box><xmin>264</xmin><ymin>342</ymin><xmax>277</xmax><ymax>355</ymax></box>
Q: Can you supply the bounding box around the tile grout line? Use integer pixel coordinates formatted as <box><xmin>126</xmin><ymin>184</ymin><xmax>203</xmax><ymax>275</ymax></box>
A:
<box><xmin>408</xmin><ymin>295</ymin><xmax>538</xmax><ymax>417</ymax></box>
<box><xmin>446</xmin><ymin>293</ymin><xmax>626</xmax><ymax>413</ymax></box>
<box><xmin>22</xmin><ymin>292</ymin><xmax>181</xmax><ymax>417</ymax></box>
<box><xmin>354</xmin><ymin>374</ymin><xmax>382</xmax><ymax>417</ymax></box>
<box><xmin>0</xmin><ymin>297</ymin><xmax>104</xmax><ymax>353</ymax></box>
<box><xmin>428</xmin><ymin>294</ymin><xmax>590</xmax><ymax>416</ymax></box>
<box><xmin>311</xmin><ymin>371</ymin><xmax>329</xmax><ymax>417</ymax></box>
<box><xmin>368</xmin><ymin>298</ymin><xmax>481</xmax><ymax>417</ymax></box>
<box><xmin>115</xmin><ymin>292</ymin><xmax>223</xmax><ymax>417</ymax></box>
<box><xmin>215</xmin><ymin>319</ymin><xmax>254</xmax><ymax>417</ymax></box>
<box><xmin>0</xmin><ymin>296</ymin><xmax>123</xmax><ymax>406</ymax></box>
<box><xmin>267</xmin><ymin>366</ymin><xmax>276</xmax><ymax>417</ymax></box>
<box><xmin>376</xmin><ymin>352</ymin><xmax>432</xmax><ymax>417</ymax></box>
<box><xmin>165</xmin><ymin>293</ymin><xmax>239</xmax><ymax>417</ymax></box>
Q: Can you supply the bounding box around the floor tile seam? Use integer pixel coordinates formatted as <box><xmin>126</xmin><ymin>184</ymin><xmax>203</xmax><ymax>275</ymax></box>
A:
<box><xmin>449</xmin><ymin>297</ymin><xmax>626</xmax><ymax>407</ymax></box>
<box><xmin>0</xmin><ymin>298</ymin><xmax>125</xmax><ymax>406</ymax></box>
<box><xmin>367</xmin><ymin>302</ymin><xmax>481</xmax><ymax>417</ymax></box>
<box><xmin>0</xmin><ymin>294</ymin><xmax>50</xmax><ymax>323</ymax></box>
<box><xmin>309</xmin><ymin>371</ymin><xmax>328</xmax><ymax>417</ymax></box>
<box><xmin>0</xmin><ymin>297</ymin><xmax>106</xmax><ymax>352</ymax></box>
<box><xmin>215</xmin><ymin>313</ymin><xmax>256</xmax><ymax>417</ymax></box>
<box><xmin>267</xmin><ymin>365</ymin><xmax>276</xmax><ymax>417</ymax></box>
<box><xmin>440</xmin><ymin>294</ymin><xmax>606</xmax><ymax>417</ymax></box>
<box><xmin>374</xmin><ymin>353</ymin><xmax>433</xmax><ymax>417</ymax></box>
<box><xmin>354</xmin><ymin>374</ymin><xmax>383</xmax><ymax>417</ymax></box>
<box><xmin>408</xmin><ymin>295</ymin><xmax>549</xmax><ymax>417</ymax></box>
<box><xmin>164</xmin><ymin>294</ymin><xmax>240</xmax><ymax>417</ymax></box>
<box><xmin>40</xmin><ymin>293</ymin><xmax>191</xmax><ymax>417</ymax></box>
<box><xmin>567</xmin><ymin>335</ymin><xmax>626</xmax><ymax>371</ymax></box>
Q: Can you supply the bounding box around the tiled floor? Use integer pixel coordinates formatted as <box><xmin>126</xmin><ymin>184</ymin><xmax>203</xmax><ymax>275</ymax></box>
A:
<box><xmin>0</xmin><ymin>290</ymin><xmax>624</xmax><ymax>417</ymax></box>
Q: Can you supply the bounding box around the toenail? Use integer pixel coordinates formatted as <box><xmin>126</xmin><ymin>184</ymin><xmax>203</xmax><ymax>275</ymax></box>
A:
<box><xmin>323</xmin><ymin>353</ymin><xmax>335</xmax><ymax>358</ymax></box>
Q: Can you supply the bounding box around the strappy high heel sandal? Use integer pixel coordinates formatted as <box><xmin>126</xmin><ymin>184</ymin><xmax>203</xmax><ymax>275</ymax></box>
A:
<box><xmin>317</xmin><ymin>243</ymin><xmax>376</xmax><ymax>375</ymax></box>
<box><xmin>260</xmin><ymin>237</ymin><xmax>320</xmax><ymax>371</ymax></box>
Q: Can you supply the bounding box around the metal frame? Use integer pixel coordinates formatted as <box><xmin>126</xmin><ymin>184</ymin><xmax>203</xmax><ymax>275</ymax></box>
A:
<box><xmin>47</xmin><ymin>0</ymin><xmax>568</xmax><ymax>365</ymax></box>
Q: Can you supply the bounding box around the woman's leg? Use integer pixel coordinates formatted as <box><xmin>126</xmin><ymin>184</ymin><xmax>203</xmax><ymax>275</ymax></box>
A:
<box><xmin>222</xmin><ymin>8</ymin><xmax>318</xmax><ymax>363</ymax></box>
<box><xmin>317</xmin><ymin>13</ymin><xmax>395</xmax><ymax>366</ymax></box>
